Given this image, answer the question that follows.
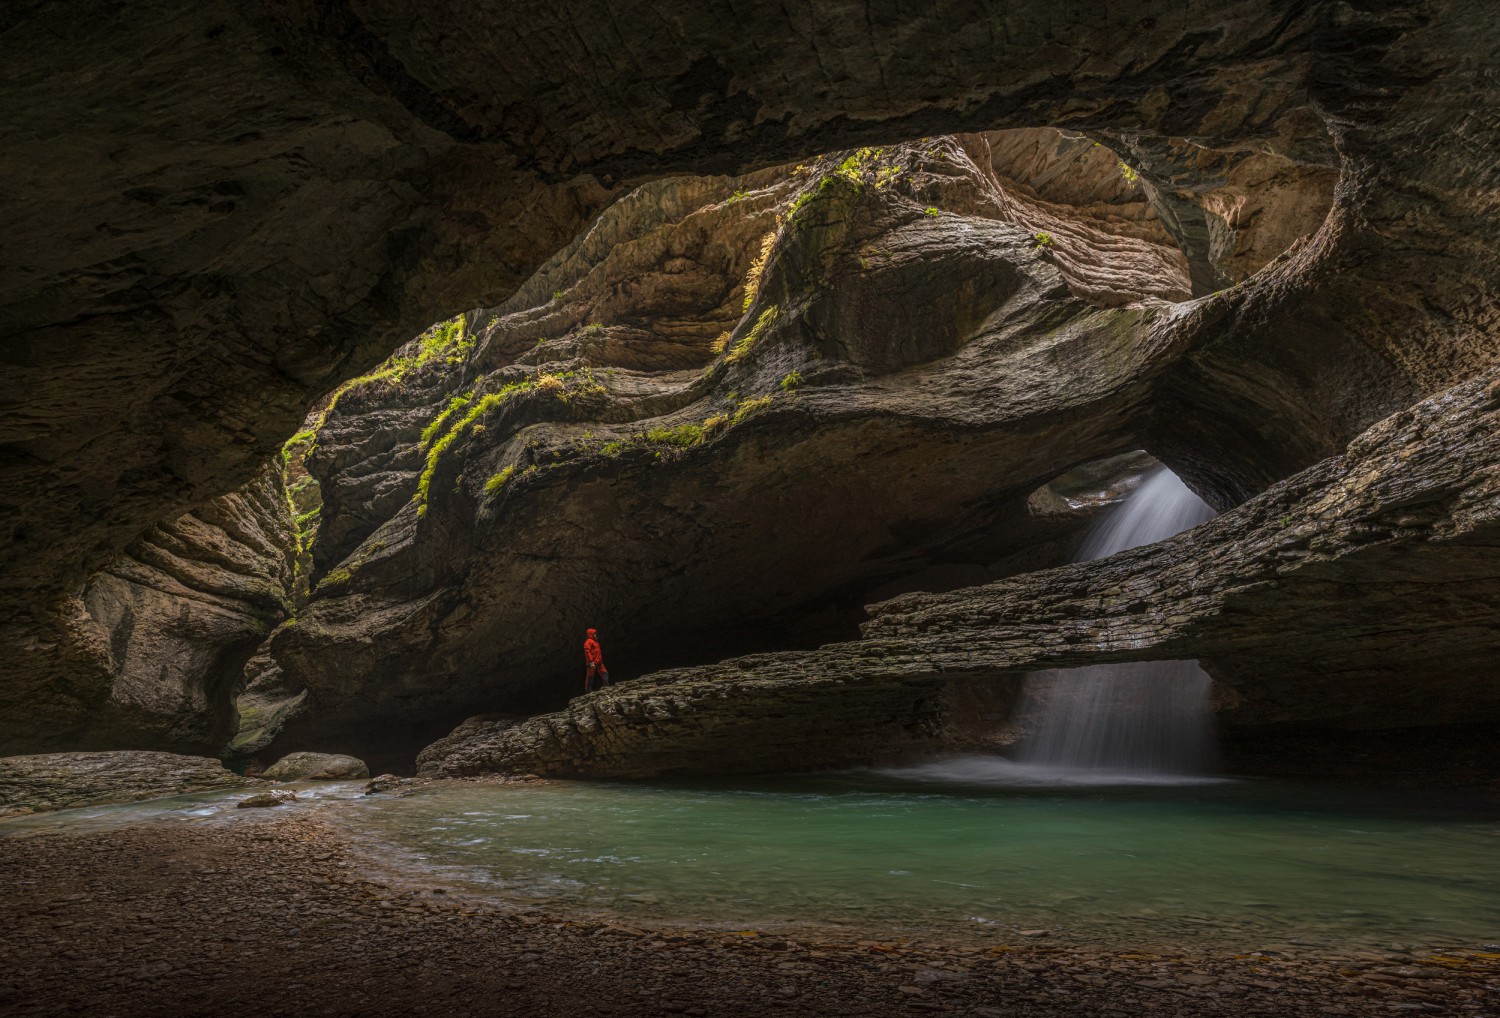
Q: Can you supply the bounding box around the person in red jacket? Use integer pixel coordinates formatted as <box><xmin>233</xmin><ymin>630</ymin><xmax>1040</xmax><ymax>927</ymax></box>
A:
<box><xmin>583</xmin><ymin>628</ymin><xmax>610</xmax><ymax>693</ymax></box>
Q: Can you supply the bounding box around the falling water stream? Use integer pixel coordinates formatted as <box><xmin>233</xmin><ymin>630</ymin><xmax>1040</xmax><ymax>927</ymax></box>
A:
<box><xmin>1015</xmin><ymin>466</ymin><xmax>1219</xmax><ymax>778</ymax></box>
<box><xmin>7</xmin><ymin>464</ymin><xmax>1494</xmax><ymax>951</ymax></box>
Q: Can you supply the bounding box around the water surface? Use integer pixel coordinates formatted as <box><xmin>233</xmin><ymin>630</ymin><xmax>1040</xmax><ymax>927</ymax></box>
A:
<box><xmin>5</xmin><ymin>766</ymin><xmax>1494</xmax><ymax>952</ymax></box>
<box><xmin>335</xmin><ymin>765</ymin><xmax>1499</xmax><ymax>950</ymax></box>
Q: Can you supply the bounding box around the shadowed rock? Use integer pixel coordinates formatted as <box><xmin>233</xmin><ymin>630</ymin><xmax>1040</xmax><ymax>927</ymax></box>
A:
<box><xmin>5</xmin><ymin>3</ymin><xmax>1500</xmax><ymax>763</ymax></box>
<box><xmin>0</xmin><ymin>751</ymin><xmax>257</xmax><ymax>819</ymax></box>
<box><xmin>419</xmin><ymin>366</ymin><xmax>1500</xmax><ymax>776</ymax></box>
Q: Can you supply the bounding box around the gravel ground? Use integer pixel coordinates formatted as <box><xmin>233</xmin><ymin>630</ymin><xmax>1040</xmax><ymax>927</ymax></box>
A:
<box><xmin>0</xmin><ymin>810</ymin><xmax>1494</xmax><ymax>1017</ymax></box>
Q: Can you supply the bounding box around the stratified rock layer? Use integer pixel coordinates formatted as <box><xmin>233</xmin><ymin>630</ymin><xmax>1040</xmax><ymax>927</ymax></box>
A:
<box><xmin>0</xmin><ymin>468</ymin><xmax>295</xmax><ymax>757</ymax></box>
<box><xmin>7</xmin><ymin>2</ymin><xmax>1500</xmax><ymax>761</ymax></box>
<box><xmin>0</xmin><ymin>751</ymin><xmax>256</xmax><ymax>819</ymax></box>
<box><xmin>268</xmin><ymin>136</ymin><xmax>1213</xmax><ymax>762</ymax></box>
<box><xmin>422</xmin><ymin>365</ymin><xmax>1500</xmax><ymax>777</ymax></box>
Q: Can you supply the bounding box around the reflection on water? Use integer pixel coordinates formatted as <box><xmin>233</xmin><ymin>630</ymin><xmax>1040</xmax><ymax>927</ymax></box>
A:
<box><xmin>4</xmin><ymin>767</ymin><xmax>1496</xmax><ymax>951</ymax></box>
<box><xmin>336</xmin><ymin>766</ymin><xmax>1498</xmax><ymax>949</ymax></box>
<box><xmin>871</xmin><ymin>754</ymin><xmax>1231</xmax><ymax>787</ymax></box>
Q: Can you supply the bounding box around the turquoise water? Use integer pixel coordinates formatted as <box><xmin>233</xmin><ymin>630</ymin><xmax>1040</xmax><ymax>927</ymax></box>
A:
<box><xmin>336</xmin><ymin>762</ymin><xmax>1500</xmax><ymax>950</ymax></box>
<box><xmin>5</xmin><ymin>763</ymin><xmax>1496</xmax><ymax>951</ymax></box>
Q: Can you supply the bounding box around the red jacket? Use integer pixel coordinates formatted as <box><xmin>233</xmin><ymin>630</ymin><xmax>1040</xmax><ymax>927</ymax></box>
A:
<box><xmin>584</xmin><ymin>637</ymin><xmax>603</xmax><ymax>665</ymax></box>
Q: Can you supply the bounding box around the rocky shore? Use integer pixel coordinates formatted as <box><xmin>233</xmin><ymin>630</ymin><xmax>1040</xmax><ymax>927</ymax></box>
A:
<box><xmin>1</xmin><ymin>803</ymin><xmax>1492</xmax><ymax>1017</ymax></box>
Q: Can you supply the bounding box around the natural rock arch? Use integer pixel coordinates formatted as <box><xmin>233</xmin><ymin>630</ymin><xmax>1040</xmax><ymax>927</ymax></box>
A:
<box><xmin>3</xmin><ymin>1</ymin><xmax>1499</xmax><ymax>758</ymax></box>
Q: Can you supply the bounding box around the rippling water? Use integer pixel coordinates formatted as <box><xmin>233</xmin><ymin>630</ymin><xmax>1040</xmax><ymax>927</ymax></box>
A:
<box><xmin>5</xmin><ymin>767</ymin><xmax>1496</xmax><ymax>951</ymax></box>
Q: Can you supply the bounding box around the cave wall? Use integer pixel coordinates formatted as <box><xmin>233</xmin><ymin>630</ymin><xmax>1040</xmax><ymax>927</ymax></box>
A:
<box><xmin>429</xmin><ymin>362</ymin><xmax>1500</xmax><ymax>779</ymax></box>
<box><xmin>4</xmin><ymin>1</ymin><xmax>1500</xmax><ymax>755</ymax></box>
<box><xmin>0</xmin><ymin>467</ymin><xmax>295</xmax><ymax>756</ymax></box>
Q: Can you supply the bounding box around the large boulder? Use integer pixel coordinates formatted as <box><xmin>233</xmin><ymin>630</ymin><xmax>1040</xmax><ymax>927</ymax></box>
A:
<box><xmin>261</xmin><ymin>752</ymin><xmax>368</xmax><ymax>782</ymax></box>
<box><xmin>0</xmin><ymin>751</ymin><xmax>255</xmax><ymax>819</ymax></box>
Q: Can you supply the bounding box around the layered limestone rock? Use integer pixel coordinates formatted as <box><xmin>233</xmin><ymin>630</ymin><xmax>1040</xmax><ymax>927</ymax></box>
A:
<box><xmin>421</xmin><ymin>365</ymin><xmax>1500</xmax><ymax>776</ymax></box>
<box><xmin>9</xmin><ymin>2</ymin><xmax>1500</xmax><ymax>760</ymax></box>
<box><xmin>0</xmin><ymin>751</ymin><xmax>256</xmax><ymax>819</ymax></box>
<box><xmin>261</xmin><ymin>133</ymin><xmax>1244</xmax><ymax>763</ymax></box>
<box><xmin>418</xmin><ymin>677</ymin><xmax>1021</xmax><ymax>779</ymax></box>
<box><xmin>0</xmin><ymin>468</ymin><xmax>295</xmax><ymax>757</ymax></box>
<box><xmin>863</xmin><ymin>364</ymin><xmax>1500</xmax><ymax>731</ymax></box>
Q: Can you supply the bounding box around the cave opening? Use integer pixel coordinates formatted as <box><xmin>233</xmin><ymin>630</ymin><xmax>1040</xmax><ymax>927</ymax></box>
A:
<box><xmin>11</xmin><ymin>7</ymin><xmax>1500</xmax><ymax>1012</ymax></box>
<box><xmin>230</xmin><ymin>124</ymin><xmax>1340</xmax><ymax>771</ymax></box>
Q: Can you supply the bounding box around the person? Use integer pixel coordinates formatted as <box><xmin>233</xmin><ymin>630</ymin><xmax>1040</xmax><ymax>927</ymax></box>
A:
<box><xmin>583</xmin><ymin>628</ymin><xmax>610</xmax><ymax>693</ymax></box>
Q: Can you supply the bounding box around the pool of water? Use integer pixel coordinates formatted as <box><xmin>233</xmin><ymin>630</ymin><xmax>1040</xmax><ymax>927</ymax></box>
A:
<box><xmin>4</xmin><ymin>761</ymin><xmax>1496</xmax><ymax>952</ymax></box>
<box><xmin>334</xmin><ymin>760</ymin><xmax>1499</xmax><ymax>950</ymax></box>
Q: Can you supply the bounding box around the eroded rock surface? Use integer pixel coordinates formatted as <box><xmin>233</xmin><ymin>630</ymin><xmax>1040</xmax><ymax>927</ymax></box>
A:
<box><xmin>8</xmin><ymin>2</ymin><xmax>1500</xmax><ymax>763</ymax></box>
<box><xmin>267</xmin><ymin>134</ymin><xmax>1221</xmax><ymax>761</ymax></box>
<box><xmin>0</xmin><ymin>751</ymin><xmax>255</xmax><ymax>819</ymax></box>
<box><xmin>262</xmin><ymin>752</ymin><xmax>369</xmax><ymax>782</ymax></box>
<box><xmin>0</xmin><ymin>468</ymin><xmax>295</xmax><ymax>757</ymax></box>
<box><xmin>237</xmin><ymin>789</ymin><xmax>298</xmax><ymax>809</ymax></box>
<box><xmin>419</xmin><ymin>678</ymin><xmax>1020</xmax><ymax>779</ymax></box>
<box><xmin>423</xmin><ymin>365</ymin><xmax>1500</xmax><ymax>776</ymax></box>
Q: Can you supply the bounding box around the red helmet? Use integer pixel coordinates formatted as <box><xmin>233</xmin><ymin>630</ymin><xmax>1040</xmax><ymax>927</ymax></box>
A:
<box><xmin>586</xmin><ymin>628</ymin><xmax>598</xmax><ymax>637</ymax></box>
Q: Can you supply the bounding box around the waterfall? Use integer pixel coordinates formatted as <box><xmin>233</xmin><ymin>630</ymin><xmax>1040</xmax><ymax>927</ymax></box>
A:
<box><xmin>1016</xmin><ymin>466</ymin><xmax>1218</xmax><ymax>776</ymax></box>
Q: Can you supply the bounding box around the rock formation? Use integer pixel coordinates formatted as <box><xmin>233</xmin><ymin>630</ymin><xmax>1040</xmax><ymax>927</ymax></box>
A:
<box><xmin>422</xmin><ymin>364</ymin><xmax>1500</xmax><ymax>777</ymax></box>
<box><xmin>0</xmin><ymin>467</ymin><xmax>295</xmax><ymax>757</ymax></box>
<box><xmin>2</xmin><ymin>3</ymin><xmax>1499</xmax><ymax>775</ymax></box>
<box><xmin>0</xmin><ymin>751</ymin><xmax>257</xmax><ymax>819</ymax></box>
<box><xmin>261</xmin><ymin>752</ymin><xmax>369</xmax><ymax>781</ymax></box>
<box><xmin>264</xmin><ymin>130</ymin><xmax>1300</xmax><ymax>765</ymax></box>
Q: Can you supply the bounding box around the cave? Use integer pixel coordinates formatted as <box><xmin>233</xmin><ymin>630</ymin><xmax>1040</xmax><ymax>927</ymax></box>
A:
<box><xmin>3</xmin><ymin>3</ymin><xmax>1499</xmax><ymax>1016</ymax></box>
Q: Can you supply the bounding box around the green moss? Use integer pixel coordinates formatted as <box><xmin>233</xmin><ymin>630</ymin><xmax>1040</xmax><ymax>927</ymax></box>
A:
<box><xmin>280</xmin><ymin>429</ymin><xmax>317</xmax><ymax>467</ymax></box>
<box><xmin>725</xmin><ymin>188</ymin><xmax>750</xmax><ymax>204</ymax></box>
<box><xmin>318</xmin><ymin>567</ymin><xmax>352</xmax><ymax>591</ymax></box>
<box><xmin>312</xmin><ymin>315</ymin><xmax>474</xmax><ymax>435</ymax></box>
<box><xmin>732</xmin><ymin>394</ymin><xmax>774</xmax><ymax>424</ymax></box>
<box><xmin>645</xmin><ymin>423</ymin><xmax>705</xmax><ymax>447</ymax></box>
<box><xmin>414</xmin><ymin>380</ymin><xmax>532</xmax><ymax>516</ymax></box>
<box><xmin>485</xmin><ymin>465</ymin><xmax>516</xmax><ymax>495</ymax></box>
<box><xmin>421</xmin><ymin>391</ymin><xmax>474</xmax><ymax>449</ymax></box>
<box><xmin>1032</xmin><ymin>232</ymin><xmax>1055</xmax><ymax>248</ymax></box>
<box><xmin>923</xmin><ymin>206</ymin><xmax>939</xmax><ymax>217</ymax></box>
<box><xmin>417</xmin><ymin>316</ymin><xmax>471</xmax><ymax>366</ymax></box>
<box><xmin>779</xmin><ymin>370</ymin><xmax>802</xmax><ymax>392</ymax></box>
<box><xmin>1118</xmin><ymin>161</ymin><xmax>1140</xmax><ymax>186</ymax></box>
<box><xmin>725</xmin><ymin>304</ymin><xmax>780</xmax><ymax>364</ymax></box>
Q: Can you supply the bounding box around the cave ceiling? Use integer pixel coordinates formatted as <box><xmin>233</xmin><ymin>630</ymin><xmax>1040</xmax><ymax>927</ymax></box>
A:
<box><xmin>2</xmin><ymin>1</ymin><xmax>1498</xmax><ymax>758</ymax></box>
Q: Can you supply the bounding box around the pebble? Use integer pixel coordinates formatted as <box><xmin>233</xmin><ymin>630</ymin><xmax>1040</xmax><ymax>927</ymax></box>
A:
<box><xmin>0</xmin><ymin>812</ymin><xmax>1492</xmax><ymax>1017</ymax></box>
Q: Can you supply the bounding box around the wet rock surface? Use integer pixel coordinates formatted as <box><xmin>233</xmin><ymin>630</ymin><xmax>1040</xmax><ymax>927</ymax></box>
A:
<box><xmin>237</xmin><ymin>789</ymin><xmax>297</xmax><ymax>809</ymax></box>
<box><xmin>262</xmin><ymin>752</ymin><xmax>369</xmax><ymax>782</ymax></box>
<box><xmin>0</xmin><ymin>751</ymin><xmax>256</xmax><ymax>819</ymax></box>
<box><xmin>419</xmin><ymin>678</ymin><xmax>1018</xmax><ymax>779</ymax></box>
<box><xmin>0</xmin><ymin>812</ymin><xmax>1491</xmax><ymax>1017</ymax></box>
